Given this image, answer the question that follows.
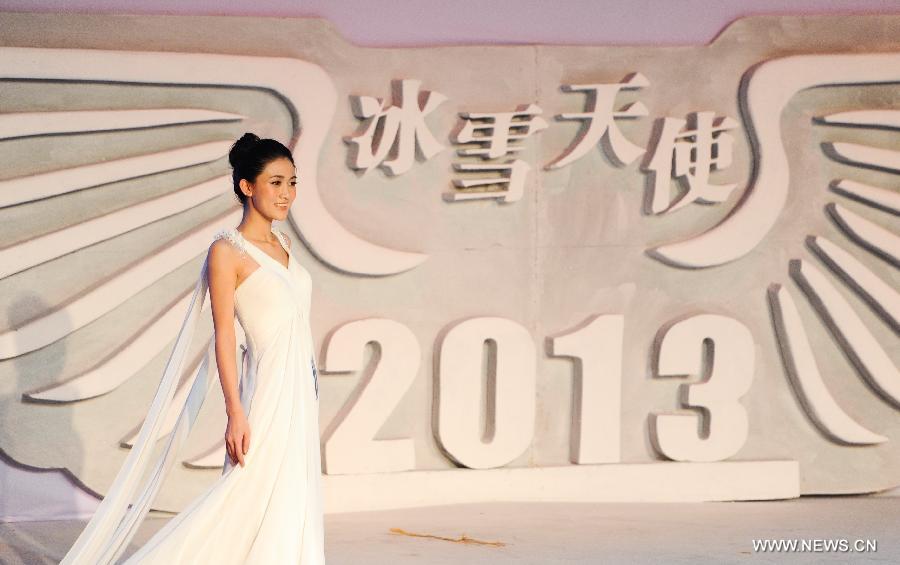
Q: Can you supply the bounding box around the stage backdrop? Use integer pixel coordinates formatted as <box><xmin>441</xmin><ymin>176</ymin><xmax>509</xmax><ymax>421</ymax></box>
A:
<box><xmin>0</xmin><ymin>12</ymin><xmax>897</xmax><ymax>516</ymax></box>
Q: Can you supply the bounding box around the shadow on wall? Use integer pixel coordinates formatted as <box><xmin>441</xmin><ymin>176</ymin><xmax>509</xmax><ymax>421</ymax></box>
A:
<box><xmin>0</xmin><ymin>292</ymin><xmax>100</xmax><ymax>525</ymax></box>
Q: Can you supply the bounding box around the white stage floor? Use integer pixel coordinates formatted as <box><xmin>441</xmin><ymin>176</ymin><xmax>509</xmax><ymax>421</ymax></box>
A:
<box><xmin>2</xmin><ymin>492</ymin><xmax>898</xmax><ymax>564</ymax></box>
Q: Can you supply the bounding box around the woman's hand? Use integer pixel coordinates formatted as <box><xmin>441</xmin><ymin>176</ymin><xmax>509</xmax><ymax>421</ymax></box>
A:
<box><xmin>225</xmin><ymin>407</ymin><xmax>251</xmax><ymax>467</ymax></box>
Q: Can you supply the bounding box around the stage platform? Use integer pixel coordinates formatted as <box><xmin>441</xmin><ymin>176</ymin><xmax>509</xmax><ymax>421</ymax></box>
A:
<box><xmin>2</xmin><ymin>490</ymin><xmax>897</xmax><ymax>564</ymax></box>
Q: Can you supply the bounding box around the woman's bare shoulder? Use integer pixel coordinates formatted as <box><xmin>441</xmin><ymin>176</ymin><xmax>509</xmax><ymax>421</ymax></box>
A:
<box><xmin>208</xmin><ymin>231</ymin><xmax>244</xmax><ymax>273</ymax></box>
<box><xmin>211</xmin><ymin>229</ymin><xmax>247</xmax><ymax>253</ymax></box>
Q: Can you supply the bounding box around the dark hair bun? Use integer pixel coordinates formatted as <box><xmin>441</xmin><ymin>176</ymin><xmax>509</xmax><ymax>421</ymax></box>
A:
<box><xmin>228</xmin><ymin>132</ymin><xmax>261</xmax><ymax>169</ymax></box>
<box><xmin>227</xmin><ymin>132</ymin><xmax>295</xmax><ymax>205</ymax></box>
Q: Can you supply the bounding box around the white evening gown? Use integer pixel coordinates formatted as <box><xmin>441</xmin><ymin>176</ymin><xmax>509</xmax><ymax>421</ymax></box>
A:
<box><xmin>61</xmin><ymin>226</ymin><xmax>325</xmax><ymax>564</ymax></box>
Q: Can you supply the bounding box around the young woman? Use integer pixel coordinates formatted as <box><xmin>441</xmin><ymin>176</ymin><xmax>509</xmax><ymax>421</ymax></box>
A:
<box><xmin>62</xmin><ymin>133</ymin><xmax>325</xmax><ymax>564</ymax></box>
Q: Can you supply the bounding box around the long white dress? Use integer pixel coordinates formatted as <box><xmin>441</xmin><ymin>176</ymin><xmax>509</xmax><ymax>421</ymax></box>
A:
<box><xmin>61</xmin><ymin>226</ymin><xmax>325</xmax><ymax>564</ymax></box>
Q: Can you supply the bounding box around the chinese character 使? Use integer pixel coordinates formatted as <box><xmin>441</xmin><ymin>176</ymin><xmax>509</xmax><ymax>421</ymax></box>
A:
<box><xmin>642</xmin><ymin>111</ymin><xmax>739</xmax><ymax>214</ymax></box>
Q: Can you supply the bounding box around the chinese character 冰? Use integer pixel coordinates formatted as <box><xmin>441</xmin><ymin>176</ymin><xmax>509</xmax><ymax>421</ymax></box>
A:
<box><xmin>345</xmin><ymin>78</ymin><xmax>447</xmax><ymax>176</ymax></box>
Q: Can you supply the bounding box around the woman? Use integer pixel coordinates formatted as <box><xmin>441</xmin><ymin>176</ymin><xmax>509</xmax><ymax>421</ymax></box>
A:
<box><xmin>61</xmin><ymin>133</ymin><xmax>325</xmax><ymax>564</ymax></box>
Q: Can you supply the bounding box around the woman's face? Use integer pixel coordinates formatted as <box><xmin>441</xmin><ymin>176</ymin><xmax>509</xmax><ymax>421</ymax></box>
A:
<box><xmin>241</xmin><ymin>158</ymin><xmax>297</xmax><ymax>221</ymax></box>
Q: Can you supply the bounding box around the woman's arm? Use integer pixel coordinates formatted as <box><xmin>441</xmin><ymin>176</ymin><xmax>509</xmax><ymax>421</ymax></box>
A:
<box><xmin>207</xmin><ymin>239</ymin><xmax>251</xmax><ymax>466</ymax></box>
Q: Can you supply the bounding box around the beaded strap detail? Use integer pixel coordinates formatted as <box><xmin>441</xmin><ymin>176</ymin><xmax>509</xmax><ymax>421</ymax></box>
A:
<box><xmin>212</xmin><ymin>227</ymin><xmax>288</xmax><ymax>256</ymax></box>
<box><xmin>212</xmin><ymin>228</ymin><xmax>248</xmax><ymax>256</ymax></box>
<box><xmin>271</xmin><ymin>228</ymin><xmax>289</xmax><ymax>252</ymax></box>
<box><xmin>311</xmin><ymin>356</ymin><xmax>318</xmax><ymax>399</ymax></box>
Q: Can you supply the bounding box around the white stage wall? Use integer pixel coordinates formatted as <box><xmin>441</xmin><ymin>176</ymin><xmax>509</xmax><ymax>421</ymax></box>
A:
<box><xmin>0</xmin><ymin>11</ymin><xmax>897</xmax><ymax>519</ymax></box>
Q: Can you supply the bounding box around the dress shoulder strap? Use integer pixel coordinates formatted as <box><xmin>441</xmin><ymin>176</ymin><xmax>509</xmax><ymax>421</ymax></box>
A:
<box><xmin>271</xmin><ymin>227</ymin><xmax>290</xmax><ymax>251</ymax></box>
<box><xmin>212</xmin><ymin>227</ymin><xmax>290</xmax><ymax>267</ymax></box>
<box><xmin>214</xmin><ymin>227</ymin><xmax>289</xmax><ymax>255</ymax></box>
<box><xmin>212</xmin><ymin>228</ymin><xmax>248</xmax><ymax>257</ymax></box>
<box><xmin>213</xmin><ymin>226</ymin><xmax>291</xmax><ymax>255</ymax></box>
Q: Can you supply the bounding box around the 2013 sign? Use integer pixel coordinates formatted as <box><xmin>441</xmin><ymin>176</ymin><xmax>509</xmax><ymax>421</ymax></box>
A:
<box><xmin>322</xmin><ymin>313</ymin><xmax>754</xmax><ymax>474</ymax></box>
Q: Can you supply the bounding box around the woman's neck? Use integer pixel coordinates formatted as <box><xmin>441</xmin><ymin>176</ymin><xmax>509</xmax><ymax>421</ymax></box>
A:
<box><xmin>237</xmin><ymin>219</ymin><xmax>275</xmax><ymax>242</ymax></box>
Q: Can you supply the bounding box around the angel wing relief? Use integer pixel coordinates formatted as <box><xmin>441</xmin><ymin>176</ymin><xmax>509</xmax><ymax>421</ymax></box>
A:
<box><xmin>0</xmin><ymin>46</ymin><xmax>427</xmax><ymax>510</ymax></box>
<box><xmin>2</xmin><ymin>37</ymin><xmax>897</xmax><ymax>518</ymax></box>
<box><xmin>648</xmin><ymin>52</ymin><xmax>899</xmax><ymax>487</ymax></box>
